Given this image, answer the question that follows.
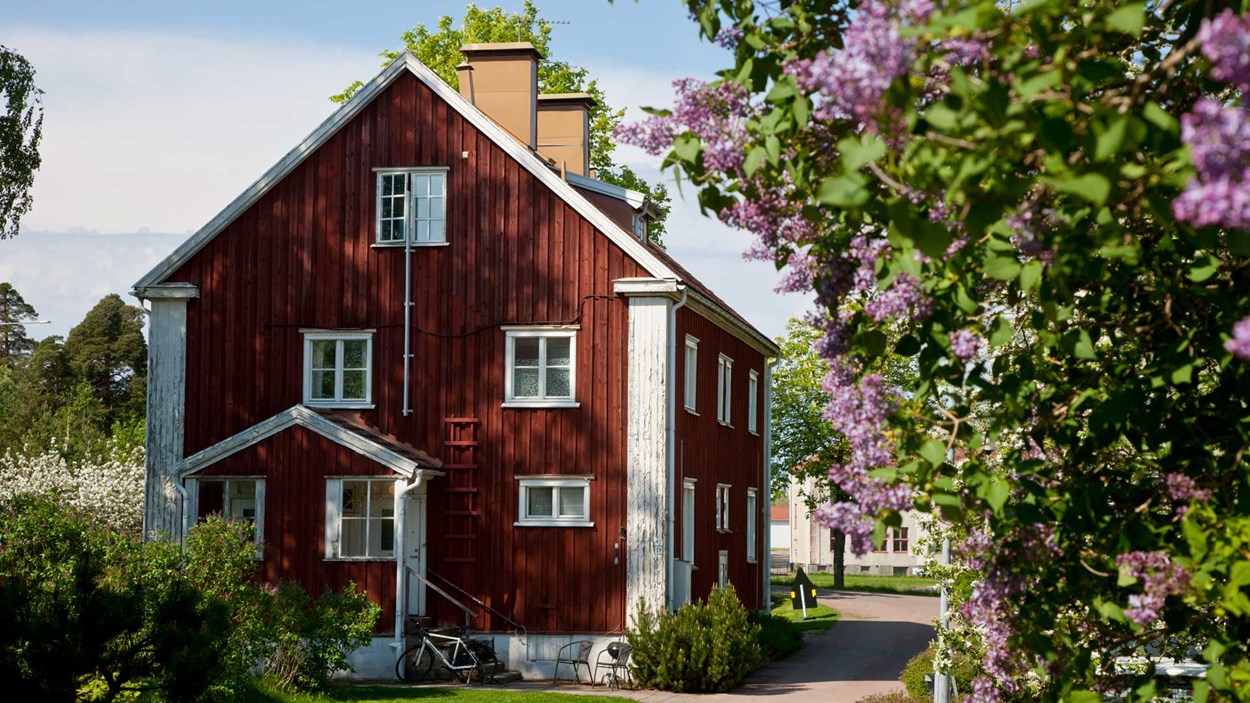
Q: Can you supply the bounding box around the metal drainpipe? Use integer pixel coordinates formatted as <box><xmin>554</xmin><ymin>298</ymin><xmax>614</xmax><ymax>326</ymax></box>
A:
<box><xmin>402</xmin><ymin>218</ymin><xmax>413</xmax><ymax>417</ymax></box>
<box><xmin>393</xmin><ymin>474</ymin><xmax>425</xmax><ymax>650</ymax></box>
<box><xmin>174</xmin><ymin>477</ymin><xmax>189</xmax><ymax>544</ymax></box>
<box><xmin>666</xmin><ymin>285</ymin><xmax>688</xmax><ymax>610</ymax></box>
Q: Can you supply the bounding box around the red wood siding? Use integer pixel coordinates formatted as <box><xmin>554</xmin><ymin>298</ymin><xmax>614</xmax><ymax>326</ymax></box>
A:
<box><xmin>172</xmin><ymin>71</ymin><xmax>645</xmax><ymax>634</ymax></box>
<box><xmin>198</xmin><ymin>426</ymin><xmax>399</xmax><ymax>634</ymax></box>
<box><xmin>674</xmin><ymin>306</ymin><xmax>768</xmax><ymax>610</ymax></box>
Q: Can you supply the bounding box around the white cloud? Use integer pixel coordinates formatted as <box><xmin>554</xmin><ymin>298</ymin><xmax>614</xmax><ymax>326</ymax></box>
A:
<box><xmin>8</xmin><ymin>27</ymin><xmax>379</xmax><ymax>233</ymax></box>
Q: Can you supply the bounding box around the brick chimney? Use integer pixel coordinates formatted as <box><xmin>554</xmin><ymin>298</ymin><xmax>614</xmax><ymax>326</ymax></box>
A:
<box><xmin>457</xmin><ymin>42</ymin><xmax>542</xmax><ymax>151</ymax></box>
<box><xmin>537</xmin><ymin>93</ymin><xmax>595</xmax><ymax>178</ymax></box>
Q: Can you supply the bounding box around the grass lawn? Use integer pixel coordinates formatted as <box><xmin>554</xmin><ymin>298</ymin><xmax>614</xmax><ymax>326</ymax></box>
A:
<box><xmin>771</xmin><ymin>572</ymin><xmax>938</xmax><ymax>596</ymax></box>
<box><xmin>245</xmin><ymin>681</ymin><xmax>633</xmax><ymax>703</ymax></box>
<box><xmin>770</xmin><ymin>600</ymin><xmax>839</xmax><ymax>633</ymax></box>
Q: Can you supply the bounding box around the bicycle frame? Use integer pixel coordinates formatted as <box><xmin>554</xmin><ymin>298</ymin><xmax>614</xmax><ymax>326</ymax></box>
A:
<box><xmin>418</xmin><ymin>628</ymin><xmax>480</xmax><ymax>673</ymax></box>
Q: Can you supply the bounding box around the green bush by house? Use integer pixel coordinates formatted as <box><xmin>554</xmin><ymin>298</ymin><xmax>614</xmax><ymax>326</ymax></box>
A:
<box><xmin>626</xmin><ymin>584</ymin><xmax>763</xmax><ymax>693</ymax></box>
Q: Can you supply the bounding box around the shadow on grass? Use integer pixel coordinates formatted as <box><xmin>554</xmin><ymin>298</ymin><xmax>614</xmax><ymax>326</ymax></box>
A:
<box><xmin>246</xmin><ymin>680</ymin><xmax>631</xmax><ymax>703</ymax></box>
<box><xmin>771</xmin><ymin>602</ymin><xmax>839</xmax><ymax>633</ymax></box>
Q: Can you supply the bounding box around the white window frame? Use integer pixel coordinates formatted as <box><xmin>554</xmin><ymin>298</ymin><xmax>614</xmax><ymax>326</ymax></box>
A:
<box><xmin>746</xmin><ymin>487</ymin><xmax>758</xmax><ymax>563</ymax></box>
<box><xmin>324</xmin><ymin>477</ymin><xmax>399</xmax><ymax>560</ymax></box>
<box><xmin>503</xmin><ymin>328</ymin><xmax>579</xmax><ymax>408</ymax></box>
<box><xmin>194</xmin><ymin>477</ymin><xmax>265</xmax><ymax>554</ymax></box>
<box><xmin>682</xmin><ymin>478</ymin><xmax>696</xmax><ymax>563</ymax></box>
<box><xmin>374</xmin><ymin>167</ymin><xmax>450</xmax><ymax>247</ymax></box>
<box><xmin>684</xmin><ymin>335</ymin><xmax>699</xmax><ymax>413</ymax></box>
<box><xmin>717</xmin><ymin>354</ymin><xmax>733</xmax><ymax>426</ymax></box>
<box><xmin>716</xmin><ymin>483</ymin><xmax>731</xmax><ymax>533</ymax></box>
<box><xmin>515</xmin><ymin>477</ymin><xmax>593</xmax><ymax>527</ymax></box>
<box><xmin>303</xmin><ymin>331</ymin><xmax>374</xmax><ymax>408</ymax></box>
<box><xmin>747</xmin><ymin>370</ymin><xmax>759</xmax><ymax>435</ymax></box>
<box><xmin>718</xmin><ymin>549</ymin><xmax>729</xmax><ymax>589</ymax></box>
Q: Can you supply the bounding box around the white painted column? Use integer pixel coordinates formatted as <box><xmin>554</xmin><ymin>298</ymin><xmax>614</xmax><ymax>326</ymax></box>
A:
<box><xmin>138</xmin><ymin>284</ymin><xmax>198</xmax><ymax>541</ymax></box>
<box><xmin>624</xmin><ymin>294</ymin><xmax>671</xmax><ymax>620</ymax></box>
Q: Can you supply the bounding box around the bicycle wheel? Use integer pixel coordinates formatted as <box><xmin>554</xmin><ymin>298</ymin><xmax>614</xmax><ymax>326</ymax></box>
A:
<box><xmin>464</xmin><ymin>639</ymin><xmax>503</xmax><ymax>684</ymax></box>
<box><xmin>396</xmin><ymin>641</ymin><xmax>436</xmax><ymax>682</ymax></box>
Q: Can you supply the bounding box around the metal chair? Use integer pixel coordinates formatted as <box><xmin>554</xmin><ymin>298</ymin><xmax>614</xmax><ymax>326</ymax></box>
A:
<box><xmin>596</xmin><ymin>641</ymin><xmax>632</xmax><ymax>690</ymax></box>
<box><xmin>552</xmin><ymin>639</ymin><xmax>594</xmax><ymax>684</ymax></box>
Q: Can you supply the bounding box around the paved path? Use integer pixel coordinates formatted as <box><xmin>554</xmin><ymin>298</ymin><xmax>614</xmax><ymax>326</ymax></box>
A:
<box><xmin>522</xmin><ymin>590</ymin><xmax>938</xmax><ymax>702</ymax></box>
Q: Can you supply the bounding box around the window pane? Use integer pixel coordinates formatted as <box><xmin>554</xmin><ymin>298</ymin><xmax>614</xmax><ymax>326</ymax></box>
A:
<box><xmin>514</xmin><ymin>338</ymin><xmax>540</xmax><ymax>366</ymax></box>
<box><xmin>429</xmin><ymin>196</ymin><xmax>444</xmax><ymax>218</ymax></box>
<box><xmin>391</xmin><ymin>218</ymin><xmax>405</xmax><ymax>241</ymax></box>
<box><xmin>416</xmin><ymin>196</ymin><xmax>428</xmax><ymax>220</ymax></box>
<box><xmin>376</xmin><ymin>518</ymin><xmax>395</xmax><ymax>555</ymax></box>
<box><xmin>546</xmin><ymin>337</ymin><xmax>571</xmax><ymax>366</ymax></box>
<box><xmin>228</xmin><ymin>480</ymin><xmax>258</xmax><ymax>521</ymax></box>
<box><xmin>341</xmin><ymin>519</ymin><xmax>366</xmax><ymax>556</ymax></box>
<box><xmin>343</xmin><ymin>340</ymin><xmax>367</xmax><ymax>369</ymax></box>
<box><xmin>527</xmin><ymin>487</ymin><xmax>553</xmax><ymax>517</ymax></box>
<box><xmin>369</xmin><ymin>481</ymin><xmax>394</xmax><ymax>518</ymax></box>
<box><xmin>412</xmin><ymin>174</ymin><xmax>428</xmax><ymax>196</ymax></box>
<box><xmin>558</xmin><ymin>487</ymin><xmax>584</xmax><ymax>517</ymax></box>
<box><xmin>342</xmin><ymin>481</ymin><xmax>367</xmax><ymax>517</ymax></box>
<box><xmin>311</xmin><ymin>340</ymin><xmax>336</xmax><ymax>369</ymax></box>
<box><xmin>546</xmin><ymin>368</ymin><xmax>570</xmax><ymax>398</ymax></box>
<box><xmin>198</xmin><ymin>481</ymin><xmax>224</xmax><ymax>519</ymax></box>
<box><xmin>342</xmin><ymin>370</ymin><xmax>366</xmax><ymax>400</ymax></box>
<box><xmin>312</xmin><ymin>370</ymin><xmax>335</xmax><ymax>399</ymax></box>
<box><xmin>381</xmin><ymin>175</ymin><xmax>395</xmax><ymax>197</ymax></box>
<box><xmin>415</xmin><ymin>220</ymin><xmax>428</xmax><ymax>242</ymax></box>
<box><xmin>429</xmin><ymin>219</ymin><xmax>445</xmax><ymax>242</ymax></box>
<box><xmin>513</xmin><ymin>368</ymin><xmax>540</xmax><ymax>398</ymax></box>
<box><xmin>382</xmin><ymin>198</ymin><xmax>393</xmax><ymax>218</ymax></box>
<box><xmin>430</xmin><ymin>173</ymin><xmax>444</xmax><ymax>194</ymax></box>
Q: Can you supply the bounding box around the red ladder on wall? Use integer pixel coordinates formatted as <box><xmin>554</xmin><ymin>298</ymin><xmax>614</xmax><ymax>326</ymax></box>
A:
<box><xmin>441</xmin><ymin>418</ymin><xmax>480</xmax><ymax>564</ymax></box>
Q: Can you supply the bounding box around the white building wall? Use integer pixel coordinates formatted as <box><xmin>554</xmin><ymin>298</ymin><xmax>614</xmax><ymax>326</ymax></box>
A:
<box><xmin>788</xmin><ymin>475</ymin><xmax>927</xmax><ymax>575</ymax></box>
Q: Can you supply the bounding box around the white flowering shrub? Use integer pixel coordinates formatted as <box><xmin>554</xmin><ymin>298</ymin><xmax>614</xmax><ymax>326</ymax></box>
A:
<box><xmin>0</xmin><ymin>443</ymin><xmax>144</xmax><ymax>534</ymax></box>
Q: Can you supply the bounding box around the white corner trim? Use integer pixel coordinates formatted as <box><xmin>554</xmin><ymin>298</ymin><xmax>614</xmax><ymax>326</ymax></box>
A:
<box><xmin>133</xmin><ymin>52</ymin><xmax>678</xmax><ymax>293</ymax></box>
<box><xmin>178</xmin><ymin>405</ymin><xmax>444</xmax><ymax>478</ymax></box>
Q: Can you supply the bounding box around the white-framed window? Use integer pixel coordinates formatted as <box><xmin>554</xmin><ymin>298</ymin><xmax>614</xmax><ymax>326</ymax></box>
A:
<box><xmin>324</xmin><ymin>477</ymin><xmax>396</xmax><ymax>559</ymax></box>
<box><xmin>196</xmin><ymin>477</ymin><xmax>265</xmax><ymax>547</ymax></box>
<box><xmin>718</xmin><ymin>549</ymin><xmax>729</xmax><ymax>589</ymax></box>
<box><xmin>682</xmin><ymin>478</ymin><xmax>696</xmax><ymax>562</ymax></box>
<box><xmin>376</xmin><ymin>168</ymin><xmax>448</xmax><ymax>246</ymax></box>
<box><xmin>515</xmin><ymin>477</ymin><xmax>592</xmax><ymax>527</ymax></box>
<box><xmin>303</xmin><ymin>331</ymin><xmax>373</xmax><ymax>408</ymax></box>
<box><xmin>746</xmin><ymin>487</ymin><xmax>758</xmax><ymax>563</ymax></box>
<box><xmin>717</xmin><ymin>354</ymin><xmax>733</xmax><ymax>425</ymax></box>
<box><xmin>747</xmin><ymin>370</ymin><xmax>759</xmax><ymax>435</ymax></box>
<box><xmin>684</xmin><ymin>335</ymin><xmax>699</xmax><ymax>413</ymax></box>
<box><xmin>503</xmin><ymin>328</ymin><xmax>578</xmax><ymax>407</ymax></box>
<box><xmin>716</xmin><ymin>483</ymin><xmax>731</xmax><ymax>532</ymax></box>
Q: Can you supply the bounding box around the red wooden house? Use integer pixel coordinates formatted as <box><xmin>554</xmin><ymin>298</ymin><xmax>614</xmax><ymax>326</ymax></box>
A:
<box><xmin>134</xmin><ymin>43</ymin><xmax>778</xmax><ymax>678</ymax></box>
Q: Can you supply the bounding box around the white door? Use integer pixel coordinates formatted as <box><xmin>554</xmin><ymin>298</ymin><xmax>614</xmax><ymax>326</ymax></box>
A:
<box><xmin>718</xmin><ymin>550</ymin><xmax>729</xmax><ymax>589</ymax></box>
<box><xmin>404</xmin><ymin>494</ymin><xmax>427</xmax><ymax>616</ymax></box>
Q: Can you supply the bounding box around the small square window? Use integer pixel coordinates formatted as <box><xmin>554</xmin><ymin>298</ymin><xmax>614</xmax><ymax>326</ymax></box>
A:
<box><xmin>376</xmin><ymin>169</ymin><xmax>448</xmax><ymax>246</ymax></box>
<box><xmin>326</xmin><ymin>477</ymin><xmax>395</xmax><ymax>559</ymax></box>
<box><xmin>304</xmin><ymin>332</ymin><xmax>372</xmax><ymax>408</ymax></box>
<box><xmin>516</xmin><ymin>478</ymin><xmax>592</xmax><ymax>526</ymax></box>
<box><xmin>504</xmin><ymin>329</ymin><xmax>578</xmax><ymax>407</ymax></box>
<box><xmin>197</xmin><ymin>478</ymin><xmax>265</xmax><ymax>551</ymax></box>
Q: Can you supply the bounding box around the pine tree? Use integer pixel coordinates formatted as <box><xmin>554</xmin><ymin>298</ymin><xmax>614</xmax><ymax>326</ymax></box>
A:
<box><xmin>0</xmin><ymin>282</ymin><xmax>38</xmax><ymax>366</ymax></box>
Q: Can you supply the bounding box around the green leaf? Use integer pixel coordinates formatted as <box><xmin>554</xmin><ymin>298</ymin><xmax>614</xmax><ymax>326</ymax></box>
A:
<box><xmin>1020</xmin><ymin>261</ymin><xmax>1044</xmax><ymax>292</ymax></box>
<box><xmin>861</xmin><ymin>330</ymin><xmax>888</xmax><ymax>357</ymax></box>
<box><xmin>671</xmin><ymin>135</ymin><xmax>702</xmax><ymax>163</ymax></box>
<box><xmin>1067</xmin><ymin>691</ymin><xmax>1103</xmax><ymax>703</ymax></box>
<box><xmin>1073</xmin><ymin>330</ymin><xmax>1097</xmax><ymax>360</ymax></box>
<box><xmin>925</xmin><ymin>103</ymin><xmax>959</xmax><ymax>130</ymax></box>
<box><xmin>895</xmin><ymin>335</ymin><xmax>922</xmax><ymax>357</ymax></box>
<box><xmin>1142</xmin><ymin>102</ymin><xmax>1179</xmax><ymax>134</ymax></box>
<box><xmin>766</xmin><ymin>79</ymin><xmax>795</xmax><ymax>103</ymax></box>
<box><xmin>1094</xmin><ymin>114</ymin><xmax>1129</xmax><ymax>161</ymax></box>
<box><xmin>838</xmin><ymin>134</ymin><xmax>887</xmax><ymax>172</ymax></box>
<box><xmin>765</xmin><ymin>135</ymin><xmax>781</xmax><ymax>164</ymax></box>
<box><xmin>919</xmin><ymin>439</ymin><xmax>947</xmax><ymax>467</ymax></box>
<box><xmin>816</xmin><ymin>176</ymin><xmax>869</xmax><ymax>208</ymax></box>
<box><xmin>1016</xmin><ymin>70</ymin><xmax>1061</xmax><ymax>99</ymax></box>
<box><xmin>1106</xmin><ymin>3</ymin><xmax>1146</xmax><ymax>36</ymax></box>
<box><xmin>1189</xmin><ymin>254</ymin><xmax>1220</xmax><ymax>282</ymax></box>
<box><xmin>743</xmin><ymin>147</ymin><xmax>766</xmax><ymax>178</ymax></box>
<box><xmin>985</xmin><ymin>255</ymin><xmax>1022</xmax><ymax>281</ymax></box>
<box><xmin>1171</xmin><ymin>363</ymin><xmax>1194</xmax><ymax>385</ymax></box>
<box><xmin>989</xmin><ymin>317</ymin><xmax>1014</xmax><ymax>347</ymax></box>
<box><xmin>1049</xmin><ymin>173</ymin><xmax>1112</xmax><ymax>207</ymax></box>
<box><xmin>1231</xmin><ymin>561</ymin><xmax>1250</xmax><ymax>586</ymax></box>
<box><xmin>1098</xmin><ymin>600</ymin><xmax>1127</xmax><ymax>622</ymax></box>
<box><xmin>986</xmin><ymin>478</ymin><xmax>1010</xmax><ymax>514</ymax></box>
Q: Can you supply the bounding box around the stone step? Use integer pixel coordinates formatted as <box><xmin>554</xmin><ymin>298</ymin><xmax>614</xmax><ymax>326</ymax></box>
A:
<box><xmin>491</xmin><ymin>670</ymin><xmax>524</xmax><ymax>685</ymax></box>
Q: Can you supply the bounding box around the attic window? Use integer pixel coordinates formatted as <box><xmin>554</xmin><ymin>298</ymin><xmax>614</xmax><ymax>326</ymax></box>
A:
<box><xmin>376</xmin><ymin>168</ymin><xmax>448</xmax><ymax>246</ymax></box>
<box><xmin>632</xmin><ymin>213</ymin><xmax>649</xmax><ymax>241</ymax></box>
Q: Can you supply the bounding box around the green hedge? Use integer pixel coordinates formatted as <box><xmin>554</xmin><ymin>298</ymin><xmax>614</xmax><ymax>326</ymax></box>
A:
<box><xmin>626</xmin><ymin>585</ymin><xmax>763</xmax><ymax>692</ymax></box>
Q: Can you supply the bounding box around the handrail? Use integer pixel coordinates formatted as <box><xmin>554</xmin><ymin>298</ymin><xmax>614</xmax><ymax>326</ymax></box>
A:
<box><xmin>408</xmin><ymin>566</ymin><xmax>478</xmax><ymax>627</ymax></box>
<box><xmin>427</xmin><ymin>568</ymin><xmax>528</xmax><ymax>643</ymax></box>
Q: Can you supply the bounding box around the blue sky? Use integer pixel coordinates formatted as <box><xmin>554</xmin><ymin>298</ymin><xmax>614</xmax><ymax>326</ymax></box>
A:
<box><xmin>0</xmin><ymin>1</ymin><xmax>812</xmax><ymax>340</ymax></box>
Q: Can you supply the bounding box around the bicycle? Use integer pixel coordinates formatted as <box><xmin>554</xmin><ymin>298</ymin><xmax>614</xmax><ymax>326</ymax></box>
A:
<box><xmin>395</xmin><ymin>624</ymin><xmax>503</xmax><ymax>684</ymax></box>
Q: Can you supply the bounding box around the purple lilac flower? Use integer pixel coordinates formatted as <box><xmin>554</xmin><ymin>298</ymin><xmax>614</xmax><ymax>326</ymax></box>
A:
<box><xmin>1198</xmin><ymin>10</ymin><xmax>1250</xmax><ymax>96</ymax></box>
<box><xmin>864</xmin><ymin>273</ymin><xmax>931</xmax><ymax>321</ymax></box>
<box><xmin>714</xmin><ymin>26</ymin><xmax>743</xmax><ymax>50</ymax></box>
<box><xmin>1116</xmin><ymin>551</ymin><xmax>1189</xmax><ymax>626</ymax></box>
<box><xmin>1173</xmin><ymin>97</ymin><xmax>1250</xmax><ymax>231</ymax></box>
<box><xmin>1226</xmin><ymin>317</ymin><xmax>1250</xmax><ymax>360</ymax></box>
<box><xmin>613</xmin><ymin>78</ymin><xmax>758</xmax><ymax>174</ymax></box>
<box><xmin>1164</xmin><ymin>473</ymin><xmax>1213</xmax><ymax>505</ymax></box>
<box><xmin>949</xmin><ymin>329</ymin><xmax>984</xmax><ymax>364</ymax></box>
<box><xmin>1007</xmin><ymin>198</ymin><xmax>1060</xmax><ymax>260</ymax></box>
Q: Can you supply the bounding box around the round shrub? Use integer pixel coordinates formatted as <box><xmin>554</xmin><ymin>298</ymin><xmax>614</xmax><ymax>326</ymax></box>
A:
<box><xmin>749</xmin><ymin>611</ymin><xmax>803</xmax><ymax>661</ymax></box>
<box><xmin>627</xmin><ymin>584</ymin><xmax>763</xmax><ymax>693</ymax></box>
<box><xmin>901</xmin><ymin>642</ymin><xmax>980</xmax><ymax>697</ymax></box>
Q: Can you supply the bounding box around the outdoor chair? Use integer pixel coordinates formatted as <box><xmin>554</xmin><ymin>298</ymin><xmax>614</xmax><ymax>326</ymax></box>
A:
<box><xmin>596</xmin><ymin>641</ymin><xmax>632</xmax><ymax>690</ymax></box>
<box><xmin>552</xmin><ymin>639</ymin><xmax>594</xmax><ymax>685</ymax></box>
